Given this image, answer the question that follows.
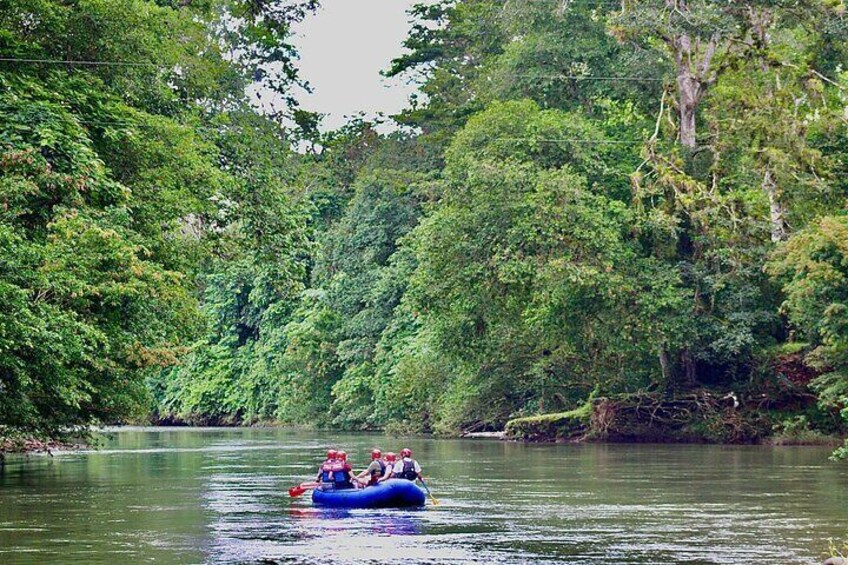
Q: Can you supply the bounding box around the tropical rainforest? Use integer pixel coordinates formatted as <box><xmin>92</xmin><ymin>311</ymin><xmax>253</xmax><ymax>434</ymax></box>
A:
<box><xmin>1</xmin><ymin>0</ymin><xmax>848</xmax><ymax>454</ymax></box>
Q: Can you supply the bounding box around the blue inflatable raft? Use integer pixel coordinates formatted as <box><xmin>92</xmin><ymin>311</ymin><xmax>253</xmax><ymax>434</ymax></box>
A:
<box><xmin>312</xmin><ymin>479</ymin><xmax>426</xmax><ymax>509</ymax></box>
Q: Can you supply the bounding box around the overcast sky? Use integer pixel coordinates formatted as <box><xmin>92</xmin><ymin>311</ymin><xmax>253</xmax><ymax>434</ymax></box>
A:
<box><xmin>290</xmin><ymin>0</ymin><xmax>423</xmax><ymax>131</ymax></box>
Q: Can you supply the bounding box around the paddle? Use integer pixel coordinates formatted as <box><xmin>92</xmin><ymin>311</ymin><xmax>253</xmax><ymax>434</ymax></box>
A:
<box><xmin>288</xmin><ymin>481</ymin><xmax>320</xmax><ymax>498</ymax></box>
<box><xmin>418</xmin><ymin>477</ymin><xmax>440</xmax><ymax>505</ymax></box>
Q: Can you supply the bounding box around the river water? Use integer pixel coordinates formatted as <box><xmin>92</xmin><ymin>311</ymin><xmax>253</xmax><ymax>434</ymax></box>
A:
<box><xmin>0</xmin><ymin>428</ymin><xmax>846</xmax><ymax>564</ymax></box>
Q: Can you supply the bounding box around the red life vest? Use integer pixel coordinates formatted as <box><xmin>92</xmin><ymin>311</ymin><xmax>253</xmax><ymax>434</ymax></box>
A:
<box><xmin>330</xmin><ymin>460</ymin><xmax>353</xmax><ymax>489</ymax></box>
<box><xmin>319</xmin><ymin>460</ymin><xmax>334</xmax><ymax>483</ymax></box>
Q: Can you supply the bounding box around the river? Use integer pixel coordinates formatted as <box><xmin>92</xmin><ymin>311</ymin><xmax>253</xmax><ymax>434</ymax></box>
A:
<box><xmin>0</xmin><ymin>427</ymin><xmax>846</xmax><ymax>564</ymax></box>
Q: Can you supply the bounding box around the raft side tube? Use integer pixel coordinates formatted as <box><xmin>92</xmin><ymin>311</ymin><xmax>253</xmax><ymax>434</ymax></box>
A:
<box><xmin>311</xmin><ymin>479</ymin><xmax>426</xmax><ymax>509</ymax></box>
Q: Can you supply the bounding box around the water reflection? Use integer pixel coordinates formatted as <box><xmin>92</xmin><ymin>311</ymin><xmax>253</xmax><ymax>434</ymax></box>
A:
<box><xmin>1</xmin><ymin>428</ymin><xmax>847</xmax><ymax>564</ymax></box>
<box><xmin>206</xmin><ymin>489</ymin><xmax>429</xmax><ymax>562</ymax></box>
<box><xmin>373</xmin><ymin>513</ymin><xmax>424</xmax><ymax>537</ymax></box>
<box><xmin>287</xmin><ymin>507</ymin><xmax>424</xmax><ymax>536</ymax></box>
<box><xmin>301</xmin><ymin>507</ymin><xmax>423</xmax><ymax>532</ymax></box>
<box><xmin>288</xmin><ymin>507</ymin><xmax>354</xmax><ymax>521</ymax></box>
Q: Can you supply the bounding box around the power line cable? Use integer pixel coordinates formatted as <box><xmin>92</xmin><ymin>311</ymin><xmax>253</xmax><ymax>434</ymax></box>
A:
<box><xmin>493</xmin><ymin>137</ymin><xmax>646</xmax><ymax>144</ymax></box>
<box><xmin>1</xmin><ymin>56</ymin><xmax>670</xmax><ymax>83</ymax></box>
<box><xmin>504</xmin><ymin>74</ymin><xmax>666</xmax><ymax>82</ymax></box>
<box><xmin>21</xmin><ymin>114</ymin><xmax>647</xmax><ymax>145</ymax></box>
<box><xmin>14</xmin><ymin>117</ymin><xmax>848</xmax><ymax>152</ymax></box>
<box><xmin>72</xmin><ymin>119</ymin><xmax>643</xmax><ymax>145</ymax></box>
<box><xmin>0</xmin><ymin>56</ymin><xmax>167</xmax><ymax>68</ymax></box>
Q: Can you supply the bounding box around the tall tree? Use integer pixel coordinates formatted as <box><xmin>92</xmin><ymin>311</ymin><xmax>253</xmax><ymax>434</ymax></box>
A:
<box><xmin>0</xmin><ymin>0</ymin><xmax>318</xmax><ymax>440</ymax></box>
<box><xmin>611</xmin><ymin>0</ymin><xmax>740</xmax><ymax>148</ymax></box>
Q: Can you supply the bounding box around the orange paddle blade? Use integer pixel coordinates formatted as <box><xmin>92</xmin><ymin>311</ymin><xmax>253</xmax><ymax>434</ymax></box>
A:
<box><xmin>288</xmin><ymin>485</ymin><xmax>306</xmax><ymax>497</ymax></box>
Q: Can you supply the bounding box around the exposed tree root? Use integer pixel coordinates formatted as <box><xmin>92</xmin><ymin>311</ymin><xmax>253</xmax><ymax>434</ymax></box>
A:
<box><xmin>505</xmin><ymin>390</ymin><xmax>782</xmax><ymax>443</ymax></box>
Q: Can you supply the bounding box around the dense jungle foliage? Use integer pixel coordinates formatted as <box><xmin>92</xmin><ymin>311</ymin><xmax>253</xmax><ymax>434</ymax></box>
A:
<box><xmin>2</xmin><ymin>0</ymin><xmax>848</xmax><ymax>454</ymax></box>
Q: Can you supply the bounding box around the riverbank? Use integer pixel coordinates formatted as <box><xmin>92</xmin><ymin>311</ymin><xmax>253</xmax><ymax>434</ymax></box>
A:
<box><xmin>503</xmin><ymin>390</ymin><xmax>845</xmax><ymax>446</ymax></box>
<box><xmin>5</xmin><ymin>384</ymin><xmax>843</xmax><ymax>453</ymax></box>
<box><xmin>0</xmin><ymin>437</ymin><xmax>84</xmax><ymax>458</ymax></box>
<box><xmin>0</xmin><ymin>426</ymin><xmax>89</xmax><ymax>458</ymax></box>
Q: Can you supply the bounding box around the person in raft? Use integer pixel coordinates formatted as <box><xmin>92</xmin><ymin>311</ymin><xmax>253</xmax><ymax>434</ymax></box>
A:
<box><xmin>391</xmin><ymin>448</ymin><xmax>423</xmax><ymax>482</ymax></box>
<box><xmin>378</xmin><ymin>452</ymin><xmax>397</xmax><ymax>483</ymax></box>
<box><xmin>355</xmin><ymin>449</ymin><xmax>390</xmax><ymax>486</ymax></box>
<box><xmin>330</xmin><ymin>450</ymin><xmax>356</xmax><ymax>490</ymax></box>
<box><xmin>316</xmin><ymin>449</ymin><xmax>338</xmax><ymax>488</ymax></box>
<box><xmin>316</xmin><ymin>449</ymin><xmax>356</xmax><ymax>490</ymax></box>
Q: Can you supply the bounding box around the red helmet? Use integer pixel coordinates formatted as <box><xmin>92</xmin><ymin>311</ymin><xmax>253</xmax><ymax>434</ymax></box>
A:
<box><xmin>400</xmin><ymin>448</ymin><xmax>412</xmax><ymax>458</ymax></box>
<box><xmin>371</xmin><ymin>449</ymin><xmax>382</xmax><ymax>460</ymax></box>
<box><xmin>326</xmin><ymin>449</ymin><xmax>337</xmax><ymax>460</ymax></box>
<box><xmin>338</xmin><ymin>450</ymin><xmax>347</xmax><ymax>461</ymax></box>
<box><xmin>385</xmin><ymin>452</ymin><xmax>397</xmax><ymax>462</ymax></box>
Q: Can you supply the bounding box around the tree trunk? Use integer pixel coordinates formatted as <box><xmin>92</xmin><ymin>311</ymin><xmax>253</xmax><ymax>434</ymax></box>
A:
<box><xmin>681</xmin><ymin>349</ymin><xmax>697</xmax><ymax>388</ymax></box>
<box><xmin>678</xmin><ymin>76</ymin><xmax>699</xmax><ymax>148</ymax></box>
<box><xmin>669</xmin><ymin>32</ymin><xmax>719</xmax><ymax>149</ymax></box>
<box><xmin>763</xmin><ymin>168</ymin><xmax>788</xmax><ymax>242</ymax></box>
<box><xmin>659</xmin><ymin>349</ymin><xmax>671</xmax><ymax>382</ymax></box>
<box><xmin>660</xmin><ymin>348</ymin><xmax>698</xmax><ymax>391</ymax></box>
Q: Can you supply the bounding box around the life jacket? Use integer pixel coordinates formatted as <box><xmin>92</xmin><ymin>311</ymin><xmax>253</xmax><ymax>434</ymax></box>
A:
<box><xmin>320</xmin><ymin>460</ymin><xmax>334</xmax><ymax>483</ymax></box>
<box><xmin>369</xmin><ymin>460</ymin><xmax>387</xmax><ymax>485</ymax></box>
<box><xmin>395</xmin><ymin>458</ymin><xmax>418</xmax><ymax>481</ymax></box>
<box><xmin>331</xmin><ymin>460</ymin><xmax>354</xmax><ymax>489</ymax></box>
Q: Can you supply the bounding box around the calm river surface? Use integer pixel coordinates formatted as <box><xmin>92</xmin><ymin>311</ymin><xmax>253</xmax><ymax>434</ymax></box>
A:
<box><xmin>1</xmin><ymin>428</ymin><xmax>846</xmax><ymax>564</ymax></box>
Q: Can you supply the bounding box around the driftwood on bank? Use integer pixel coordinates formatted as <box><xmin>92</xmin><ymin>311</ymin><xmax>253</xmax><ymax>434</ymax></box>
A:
<box><xmin>590</xmin><ymin>391</ymin><xmax>765</xmax><ymax>443</ymax></box>
<box><xmin>1</xmin><ymin>437</ymin><xmax>83</xmax><ymax>456</ymax></box>
<box><xmin>504</xmin><ymin>391</ymin><xmax>771</xmax><ymax>443</ymax></box>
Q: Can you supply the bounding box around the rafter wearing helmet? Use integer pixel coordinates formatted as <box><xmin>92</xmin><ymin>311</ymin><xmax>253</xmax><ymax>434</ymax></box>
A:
<box><xmin>391</xmin><ymin>448</ymin><xmax>423</xmax><ymax>482</ymax></box>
